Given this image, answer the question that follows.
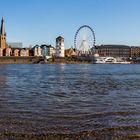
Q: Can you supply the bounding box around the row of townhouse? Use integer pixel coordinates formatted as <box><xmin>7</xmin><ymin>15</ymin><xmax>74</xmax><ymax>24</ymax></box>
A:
<box><xmin>33</xmin><ymin>45</ymin><xmax>77</xmax><ymax>58</ymax></box>
<box><xmin>0</xmin><ymin>47</ymin><xmax>30</xmax><ymax>57</ymax></box>
<box><xmin>33</xmin><ymin>36</ymin><xmax>65</xmax><ymax>58</ymax></box>
<box><xmin>33</xmin><ymin>45</ymin><xmax>56</xmax><ymax>58</ymax></box>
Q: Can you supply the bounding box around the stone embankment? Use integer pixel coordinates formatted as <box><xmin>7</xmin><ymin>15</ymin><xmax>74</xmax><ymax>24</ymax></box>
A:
<box><xmin>0</xmin><ymin>57</ymin><xmax>43</xmax><ymax>64</ymax></box>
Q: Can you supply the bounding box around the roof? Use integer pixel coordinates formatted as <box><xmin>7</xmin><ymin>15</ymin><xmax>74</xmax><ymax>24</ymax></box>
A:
<box><xmin>33</xmin><ymin>44</ymin><xmax>55</xmax><ymax>49</ymax></box>
<box><xmin>131</xmin><ymin>46</ymin><xmax>140</xmax><ymax>48</ymax></box>
<box><xmin>40</xmin><ymin>44</ymin><xmax>55</xmax><ymax>49</ymax></box>
<box><xmin>0</xmin><ymin>17</ymin><xmax>5</xmax><ymax>36</ymax></box>
<box><xmin>56</xmin><ymin>36</ymin><xmax>64</xmax><ymax>40</ymax></box>
<box><xmin>98</xmin><ymin>45</ymin><xmax>130</xmax><ymax>49</ymax></box>
<box><xmin>65</xmin><ymin>48</ymin><xmax>76</xmax><ymax>56</ymax></box>
<box><xmin>11</xmin><ymin>48</ymin><xmax>29</xmax><ymax>51</ymax></box>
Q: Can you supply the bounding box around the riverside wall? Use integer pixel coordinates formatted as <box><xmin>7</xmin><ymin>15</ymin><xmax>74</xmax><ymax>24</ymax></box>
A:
<box><xmin>0</xmin><ymin>57</ymin><xmax>44</xmax><ymax>64</ymax></box>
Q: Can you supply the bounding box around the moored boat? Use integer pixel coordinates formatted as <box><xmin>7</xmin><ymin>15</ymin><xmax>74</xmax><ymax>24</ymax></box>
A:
<box><xmin>93</xmin><ymin>55</ymin><xmax>130</xmax><ymax>64</ymax></box>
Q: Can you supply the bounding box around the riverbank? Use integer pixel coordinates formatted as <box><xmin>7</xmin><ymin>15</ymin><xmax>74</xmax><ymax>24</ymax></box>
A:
<box><xmin>1</xmin><ymin>126</ymin><xmax>140</xmax><ymax>140</ymax></box>
<box><xmin>45</xmin><ymin>60</ymin><xmax>92</xmax><ymax>64</ymax></box>
<box><xmin>0</xmin><ymin>57</ymin><xmax>92</xmax><ymax>64</ymax></box>
<box><xmin>0</xmin><ymin>56</ymin><xmax>138</xmax><ymax>64</ymax></box>
<box><xmin>0</xmin><ymin>56</ymin><xmax>43</xmax><ymax>64</ymax></box>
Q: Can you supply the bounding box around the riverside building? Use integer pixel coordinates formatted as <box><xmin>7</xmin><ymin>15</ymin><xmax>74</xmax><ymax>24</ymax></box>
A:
<box><xmin>41</xmin><ymin>45</ymin><xmax>55</xmax><ymax>58</ymax></box>
<box><xmin>130</xmin><ymin>46</ymin><xmax>140</xmax><ymax>59</ymax></box>
<box><xmin>33</xmin><ymin>44</ymin><xmax>55</xmax><ymax>58</ymax></box>
<box><xmin>33</xmin><ymin>45</ymin><xmax>42</xmax><ymax>57</ymax></box>
<box><xmin>97</xmin><ymin>45</ymin><xmax>131</xmax><ymax>59</ymax></box>
<box><xmin>56</xmin><ymin>36</ymin><xmax>65</xmax><ymax>57</ymax></box>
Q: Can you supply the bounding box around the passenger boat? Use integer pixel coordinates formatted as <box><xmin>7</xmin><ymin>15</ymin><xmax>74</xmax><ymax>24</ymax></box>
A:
<box><xmin>93</xmin><ymin>56</ymin><xmax>131</xmax><ymax>64</ymax></box>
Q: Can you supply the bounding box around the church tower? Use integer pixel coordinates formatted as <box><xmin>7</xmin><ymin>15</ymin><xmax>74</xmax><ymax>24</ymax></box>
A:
<box><xmin>0</xmin><ymin>17</ymin><xmax>7</xmax><ymax>49</ymax></box>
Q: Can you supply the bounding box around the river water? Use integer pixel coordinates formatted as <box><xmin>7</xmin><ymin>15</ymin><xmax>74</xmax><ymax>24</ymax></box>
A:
<box><xmin>0</xmin><ymin>64</ymin><xmax>140</xmax><ymax>139</ymax></box>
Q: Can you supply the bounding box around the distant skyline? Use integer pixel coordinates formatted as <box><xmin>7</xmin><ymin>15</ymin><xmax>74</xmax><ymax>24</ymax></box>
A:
<box><xmin>0</xmin><ymin>0</ymin><xmax>140</xmax><ymax>47</ymax></box>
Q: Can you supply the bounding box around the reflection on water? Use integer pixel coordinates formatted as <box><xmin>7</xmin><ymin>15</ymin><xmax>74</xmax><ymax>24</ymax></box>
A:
<box><xmin>0</xmin><ymin>64</ymin><xmax>140</xmax><ymax>139</ymax></box>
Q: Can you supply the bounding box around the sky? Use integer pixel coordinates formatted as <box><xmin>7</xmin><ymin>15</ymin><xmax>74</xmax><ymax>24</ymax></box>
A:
<box><xmin>0</xmin><ymin>0</ymin><xmax>140</xmax><ymax>48</ymax></box>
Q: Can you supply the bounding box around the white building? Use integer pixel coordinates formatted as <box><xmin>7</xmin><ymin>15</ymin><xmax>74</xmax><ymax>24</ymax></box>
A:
<box><xmin>34</xmin><ymin>45</ymin><xmax>42</xmax><ymax>57</ymax></box>
<box><xmin>41</xmin><ymin>45</ymin><xmax>55</xmax><ymax>59</ymax></box>
<box><xmin>56</xmin><ymin>36</ymin><xmax>65</xmax><ymax>57</ymax></box>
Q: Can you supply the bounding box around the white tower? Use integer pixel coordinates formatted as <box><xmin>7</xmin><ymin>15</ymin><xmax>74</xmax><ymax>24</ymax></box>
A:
<box><xmin>56</xmin><ymin>36</ymin><xmax>65</xmax><ymax>57</ymax></box>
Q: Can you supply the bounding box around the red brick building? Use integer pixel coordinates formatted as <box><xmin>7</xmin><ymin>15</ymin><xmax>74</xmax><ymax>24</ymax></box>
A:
<box><xmin>20</xmin><ymin>49</ymin><xmax>29</xmax><ymax>57</ymax></box>
<box><xmin>14</xmin><ymin>49</ymin><xmax>19</xmax><ymax>56</ymax></box>
<box><xmin>5</xmin><ymin>48</ymin><xmax>12</xmax><ymax>56</ymax></box>
<box><xmin>0</xmin><ymin>48</ymin><xmax>3</xmax><ymax>56</ymax></box>
<box><xmin>97</xmin><ymin>45</ymin><xmax>130</xmax><ymax>59</ymax></box>
<box><xmin>130</xmin><ymin>47</ymin><xmax>140</xmax><ymax>59</ymax></box>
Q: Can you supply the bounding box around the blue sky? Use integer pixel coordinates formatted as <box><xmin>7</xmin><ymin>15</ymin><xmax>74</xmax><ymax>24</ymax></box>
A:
<box><xmin>0</xmin><ymin>0</ymin><xmax>140</xmax><ymax>47</ymax></box>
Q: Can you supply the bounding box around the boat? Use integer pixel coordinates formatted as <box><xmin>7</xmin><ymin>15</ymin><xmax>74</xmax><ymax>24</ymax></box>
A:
<box><xmin>93</xmin><ymin>55</ymin><xmax>131</xmax><ymax>64</ymax></box>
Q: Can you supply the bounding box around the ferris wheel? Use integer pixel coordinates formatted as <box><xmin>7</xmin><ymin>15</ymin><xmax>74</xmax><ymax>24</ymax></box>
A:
<box><xmin>74</xmin><ymin>25</ymin><xmax>96</xmax><ymax>55</ymax></box>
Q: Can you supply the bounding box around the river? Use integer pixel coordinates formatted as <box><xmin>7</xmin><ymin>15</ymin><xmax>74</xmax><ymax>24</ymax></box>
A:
<box><xmin>0</xmin><ymin>64</ymin><xmax>140</xmax><ymax>139</ymax></box>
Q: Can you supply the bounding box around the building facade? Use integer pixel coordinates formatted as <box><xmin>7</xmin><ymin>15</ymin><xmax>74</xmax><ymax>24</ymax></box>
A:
<box><xmin>130</xmin><ymin>46</ymin><xmax>140</xmax><ymax>59</ymax></box>
<box><xmin>97</xmin><ymin>45</ymin><xmax>131</xmax><ymax>59</ymax></box>
<box><xmin>20</xmin><ymin>49</ymin><xmax>29</xmax><ymax>57</ymax></box>
<box><xmin>5</xmin><ymin>48</ymin><xmax>12</xmax><ymax>56</ymax></box>
<box><xmin>41</xmin><ymin>45</ymin><xmax>55</xmax><ymax>57</ymax></box>
<box><xmin>14</xmin><ymin>49</ymin><xmax>20</xmax><ymax>56</ymax></box>
<box><xmin>56</xmin><ymin>36</ymin><xmax>65</xmax><ymax>57</ymax></box>
<box><xmin>0</xmin><ymin>48</ymin><xmax>3</xmax><ymax>56</ymax></box>
<box><xmin>33</xmin><ymin>45</ymin><xmax>42</xmax><ymax>57</ymax></box>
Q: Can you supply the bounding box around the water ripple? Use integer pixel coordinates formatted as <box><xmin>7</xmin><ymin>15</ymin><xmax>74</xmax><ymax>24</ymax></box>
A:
<box><xmin>0</xmin><ymin>64</ymin><xmax>140</xmax><ymax>139</ymax></box>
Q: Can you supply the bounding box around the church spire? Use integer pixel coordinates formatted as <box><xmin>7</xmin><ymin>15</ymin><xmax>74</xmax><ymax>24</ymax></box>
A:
<box><xmin>1</xmin><ymin>17</ymin><xmax>5</xmax><ymax>36</ymax></box>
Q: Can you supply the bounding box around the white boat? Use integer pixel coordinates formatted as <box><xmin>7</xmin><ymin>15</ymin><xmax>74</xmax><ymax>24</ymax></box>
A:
<box><xmin>93</xmin><ymin>56</ymin><xmax>131</xmax><ymax>64</ymax></box>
